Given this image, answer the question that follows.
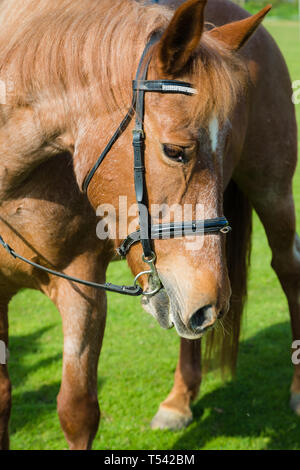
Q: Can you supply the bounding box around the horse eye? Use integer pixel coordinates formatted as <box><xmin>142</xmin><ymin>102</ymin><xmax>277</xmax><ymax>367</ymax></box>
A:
<box><xmin>162</xmin><ymin>144</ymin><xmax>187</xmax><ymax>163</ymax></box>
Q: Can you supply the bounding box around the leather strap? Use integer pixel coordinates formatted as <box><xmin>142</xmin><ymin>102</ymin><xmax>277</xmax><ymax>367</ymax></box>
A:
<box><xmin>133</xmin><ymin>80</ymin><xmax>197</xmax><ymax>95</ymax></box>
<box><xmin>132</xmin><ymin>38</ymin><xmax>158</xmax><ymax>258</ymax></box>
<box><xmin>82</xmin><ymin>33</ymin><xmax>160</xmax><ymax>193</ymax></box>
<box><xmin>118</xmin><ymin>216</ymin><xmax>231</xmax><ymax>257</ymax></box>
<box><xmin>0</xmin><ymin>235</ymin><xmax>142</xmax><ymax>296</ymax></box>
<box><xmin>82</xmin><ymin>103</ymin><xmax>135</xmax><ymax>193</ymax></box>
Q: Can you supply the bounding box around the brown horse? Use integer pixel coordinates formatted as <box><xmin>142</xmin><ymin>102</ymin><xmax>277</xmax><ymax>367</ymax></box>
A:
<box><xmin>0</xmin><ymin>0</ymin><xmax>298</xmax><ymax>450</ymax></box>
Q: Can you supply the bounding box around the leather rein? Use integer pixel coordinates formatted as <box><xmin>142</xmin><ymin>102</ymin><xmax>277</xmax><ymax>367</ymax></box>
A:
<box><xmin>0</xmin><ymin>33</ymin><xmax>231</xmax><ymax>297</ymax></box>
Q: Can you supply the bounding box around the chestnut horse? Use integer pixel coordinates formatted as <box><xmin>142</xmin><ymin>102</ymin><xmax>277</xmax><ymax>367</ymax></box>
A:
<box><xmin>0</xmin><ymin>0</ymin><xmax>298</xmax><ymax>450</ymax></box>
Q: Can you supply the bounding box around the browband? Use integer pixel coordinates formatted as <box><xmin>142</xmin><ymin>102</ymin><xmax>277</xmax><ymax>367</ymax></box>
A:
<box><xmin>132</xmin><ymin>80</ymin><xmax>197</xmax><ymax>95</ymax></box>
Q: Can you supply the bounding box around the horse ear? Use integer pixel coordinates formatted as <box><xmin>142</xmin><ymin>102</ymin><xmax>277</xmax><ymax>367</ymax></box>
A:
<box><xmin>157</xmin><ymin>0</ymin><xmax>207</xmax><ymax>76</ymax></box>
<box><xmin>208</xmin><ymin>5</ymin><xmax>272</xmax><ymax>51</ymax></box>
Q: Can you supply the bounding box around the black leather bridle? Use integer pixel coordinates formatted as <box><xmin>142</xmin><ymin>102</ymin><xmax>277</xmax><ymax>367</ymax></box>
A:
<box><xmin>0</xmin><ymin>33</ymin><xmax>231</xmax><ymax>297</ymax></box>
<box><xmin>82</xmin><ymin>33</ymin><xmax>231</xmax><ymax>296</ymax></box>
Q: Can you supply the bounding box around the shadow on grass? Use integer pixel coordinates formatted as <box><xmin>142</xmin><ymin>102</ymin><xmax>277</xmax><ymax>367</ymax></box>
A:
<box><xmin>7</xmin><ymin>326</ymin><xmax>61</xmax><ymax>436</ymax></box>
<box><xmin>173</xmin><ymin>321</ymin><xmax>300</xmax><ymax>450</ymax></box>
<box><xmin>8</xmin><ymin>320</ymin><xmax>300</xmax><ymax>449</ymax></box>
<box><xmin>8</xmin><ymin>325</ymin><xmax>104</xmax><ymax>438</ymax></box>
<box><xmin>8</xmin><ymin>325</ymin><xmax>60</xmax><ymax>386</ymax></box>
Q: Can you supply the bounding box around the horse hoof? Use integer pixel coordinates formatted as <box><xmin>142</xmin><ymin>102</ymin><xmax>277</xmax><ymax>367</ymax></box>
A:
<box><xmin>290</xmin><ymin>393</ymin><xmax>300</xmax><ymax>416</ymax></box>
<box><xmin>150</xmin><ymin>406</ymin><xmax>193</xmax><ymax>431</ymax></box>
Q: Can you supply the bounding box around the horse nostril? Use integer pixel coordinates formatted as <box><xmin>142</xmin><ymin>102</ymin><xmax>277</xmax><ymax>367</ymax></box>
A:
<box><xmin>189</xmin><ymin>305</ymin><xmax>215</xmax><ymax>333</ymax></box>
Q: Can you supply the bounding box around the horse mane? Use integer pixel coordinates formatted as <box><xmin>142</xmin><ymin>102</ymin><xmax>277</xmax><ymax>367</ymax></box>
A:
<box><xmin>0</xmin><ymin>1</ymin><xmax>169</xmax><ymax>121</ymax></box>
<box><xmin>188</xmin><ymin>34</ymin><xmax>248</xmax><ymax>127</ymax></box>
<box><xmin>0</xmin><ymin>0</ymin><xmax>248</xmax><ymax>129</ymax></box>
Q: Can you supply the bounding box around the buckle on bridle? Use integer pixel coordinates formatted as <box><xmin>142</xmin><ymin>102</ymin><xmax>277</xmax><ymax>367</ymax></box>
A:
<box><xmin>132</xmin><ymin>129</ymin><xmax>145</xmax><ymax>139</ymax></box>
<box><xmin>133</xmin><ymin>251</ymin><xmax>162</xmax><ymax>296</ymax></box>
<box><xmin>220</xmin><ymin>225</ymin><xmax>232</xmax><ymax>234</ymax></box>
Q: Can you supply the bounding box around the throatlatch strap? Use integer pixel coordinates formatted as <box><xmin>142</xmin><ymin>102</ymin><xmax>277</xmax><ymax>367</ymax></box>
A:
<box><xmin>82</xmin><ymin>33</ymin><xmax>160</xmax><ymax>194</ymax></box>
<box><xmin>82</xmin><ymin>104</ymin><xmax>135</xmax><ymax>193</ymax></box>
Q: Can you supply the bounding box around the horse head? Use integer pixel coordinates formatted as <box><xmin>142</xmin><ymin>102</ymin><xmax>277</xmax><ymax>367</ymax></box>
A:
<box><xmin>76</xmin><ymin>0</ymin><xmax>271</xmax><ymax>339</ymax></box>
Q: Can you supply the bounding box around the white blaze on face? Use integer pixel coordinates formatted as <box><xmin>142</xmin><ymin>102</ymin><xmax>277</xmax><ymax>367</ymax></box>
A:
<box><xmin>209</xmin><ymin>116</ymin><xmax>219</xmax><ymax>153</ymax></box>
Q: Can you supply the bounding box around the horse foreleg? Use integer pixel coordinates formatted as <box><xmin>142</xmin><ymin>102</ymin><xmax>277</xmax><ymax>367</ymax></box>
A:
<box><xmin>287</xmin><ymin>234</ymin><xmax>300</xmax><ymax>415</ymax></box>
<box><xmin>250</xmin><ymin>190</ymin><xmax>300</xmax><ymax>415</ymax></box>
<box><xmin>47</xmin><ymin>261</ymin><xmax>107</xmax><ymax>450</ymax></box>
<box><xmin>57</xmin><ymin>283</ymin><xmax>106</xmax><ymax>450</ymax></box>
<box><xmin>272</xmin><ymin>230</ymin><xmax>300</xmax><ymax>415</ymax></box>
<box><xmin>0</xmin><ymin>297</ymin><xmax>11</xmax><ymax>450</ymax></box>
<box><xmin>151</xmin><ymin>338</ymin><xmax>201</xmax><ymax>430</ymax></box>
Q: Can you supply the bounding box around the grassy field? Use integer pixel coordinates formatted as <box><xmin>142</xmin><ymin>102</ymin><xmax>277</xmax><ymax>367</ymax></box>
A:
<box><xmin>7</xmin><ymin>20</ymin><xmax>300</xmax><ymax>450</ymax></box>
<box><xmin>245</xmin><ymin>2</ymin><xmax>299</xmax><ymax>20</ymax></box>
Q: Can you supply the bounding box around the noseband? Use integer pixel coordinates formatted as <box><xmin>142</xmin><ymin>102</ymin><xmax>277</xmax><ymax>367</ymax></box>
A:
<box><xmin>0</xmin><ymin>34</ymin><xmax>231</xmax><ymax>297</ymax></box>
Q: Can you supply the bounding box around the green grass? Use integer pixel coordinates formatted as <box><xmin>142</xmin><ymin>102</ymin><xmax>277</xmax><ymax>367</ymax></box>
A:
<box><xmin>245</xmin><ymin>2</ymin><xmax>299</xmax><ymax>20</ymax></box>
<box><xmin>7</xmin><ymin>20</ymin><xmax>300</xmax><ymax>450</ymax></box>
